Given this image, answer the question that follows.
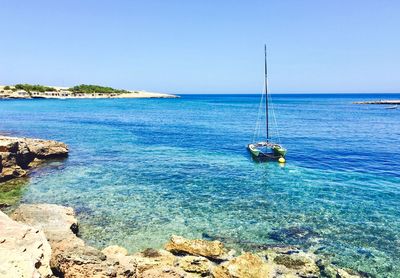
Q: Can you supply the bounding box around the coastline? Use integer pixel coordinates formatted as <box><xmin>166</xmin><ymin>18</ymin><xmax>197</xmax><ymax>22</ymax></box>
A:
<box><xmin>0</xmin><ymin>136</ymin><xmax>367</xmax><ymax>277</ymax></box>
<box><xmin>0</xmin><ymin>85</ymin><xmax>179</xmax><ymax>99</ymax></box>
<box><xmin>1</xmin><ymin>203</ymin><xmax>363</xmax><ymax>278</ymax></box>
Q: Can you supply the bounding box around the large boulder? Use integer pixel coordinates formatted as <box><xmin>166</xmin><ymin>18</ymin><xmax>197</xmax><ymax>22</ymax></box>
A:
<box><xmin>212</xmin><ymin>252</ymin><xmax>272</xmax><ymax>278</ymax></box>
<box><xmin>129</xmin><ymin>248</ymin><xmax>177</xmax><ymax>276</ymax></box>
<box><xmin>23</xmin><ymin>138</ymin><xmax>68</xmax><ymax>159</ymax></box>
<box><xmin>0</xmin><ymin>210</ymin><xmax>52</xmax><ymax>277</ymax></box>
<box><xmin>165</xmin><ymin>235</ymin><xmax>228</xmax><ymax>260</ymax></box>
<box><xmin>51</xmin><ymin>243</ymin><xmax>136</xmax><ymax>278</ymax></box>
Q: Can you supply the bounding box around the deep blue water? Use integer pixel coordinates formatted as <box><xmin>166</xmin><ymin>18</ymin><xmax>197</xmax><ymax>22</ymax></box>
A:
<box><xmin>1</xmin><ymin>94</ymin><xmax>400</xmax><ymax>277</ymax></box>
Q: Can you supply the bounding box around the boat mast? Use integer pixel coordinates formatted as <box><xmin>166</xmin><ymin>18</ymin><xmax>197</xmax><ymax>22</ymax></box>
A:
<box><xmin>264</xmin><ymin>44</ymin><xmax>269</xmax><ymax>141</ymax></box>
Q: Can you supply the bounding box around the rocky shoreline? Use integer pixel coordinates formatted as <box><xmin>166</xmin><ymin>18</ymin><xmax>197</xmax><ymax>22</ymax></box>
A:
<box><xmin>0</xmin><ymin>136</ymin><xmax>367</xmax><ymax>277</ymax></box>
<box><xmin>0</xmin><ymin>136</ymin><xmax>68</xmax><ymax>183</ymax></box>
<box><xmin>1</xmin><ymin>203</ymin><xmax>364</xmax><ymax>278</ymax></box>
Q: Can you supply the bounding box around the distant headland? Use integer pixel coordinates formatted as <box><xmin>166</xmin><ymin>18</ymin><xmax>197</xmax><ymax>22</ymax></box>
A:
<box><xmin>353</xmin><ymin>100</ymin><xmax>400</xmax><ymax>105</ymax></box>
<box><xmin>0</xmin><ymin>84</ymin><xmax>179</xmax><ymax>99</ymax></box>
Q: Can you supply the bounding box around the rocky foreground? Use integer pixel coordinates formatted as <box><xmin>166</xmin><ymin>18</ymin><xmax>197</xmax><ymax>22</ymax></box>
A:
<box><xmin>0</xmin><ymin>136</ymin><xmax>68</xmax><ymax>183</ymax></box>
<box><xmin>0</xmin><ymin>203</ymin><xmax>364</xmax><ymax>278</ymax></box>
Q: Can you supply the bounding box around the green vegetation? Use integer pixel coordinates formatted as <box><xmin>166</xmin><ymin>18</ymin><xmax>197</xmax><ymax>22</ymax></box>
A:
<box><xmin>68</xmin><ymin>84</ymin><xmax>129</xmax><ymax>95</ymax></box>
<box><xmin>3</xmin><ymin>83</ymin><xmax>134</xmax><ymax>95</ymax></box>
<box><xmin>14</xmin><ymin>84</ymin><xmax>57</xmax><ymax>92</ymax></box>
<box><xmin>0</xmin><ymin>178</ymin><xmax>29</xmax><ymax>208</ymax></box>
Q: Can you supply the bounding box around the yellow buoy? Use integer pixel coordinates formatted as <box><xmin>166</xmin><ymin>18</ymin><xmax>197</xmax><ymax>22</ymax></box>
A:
<box><xmin>278</xmin><ymin>157</ymin><xmax>286</xmax><ymax>163</ymax></box>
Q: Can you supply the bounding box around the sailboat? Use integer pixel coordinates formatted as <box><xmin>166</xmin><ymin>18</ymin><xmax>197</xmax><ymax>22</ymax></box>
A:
<box><xmin>247</xmin><ymin>45</ymin><xmax>287</xmax><ymax>163</ymax></box>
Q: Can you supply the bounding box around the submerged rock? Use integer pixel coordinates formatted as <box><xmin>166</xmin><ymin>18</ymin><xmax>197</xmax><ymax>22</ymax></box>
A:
<box><xmin>0</xmin><ymin>136</ymin><xmax>68</xmax><ymax>182</ymax></box>
<box><xmin>165</xmin><ymin>235</ymin><xmax>228</xmax><ymax>260</ymax></box>
<box><xmin>0</xmin><ymin>210</ymin><xmax>52</xmax><ymax>278</ymax></box>
<box><xmin>337</xmin><ymin>268</ymin><xmax>366</xmax><ymax>278</ymax></box>
<box><xmin>268</xmin><ymin>226</ymin><xmax>321</xmax><ymax>245</ymax></box>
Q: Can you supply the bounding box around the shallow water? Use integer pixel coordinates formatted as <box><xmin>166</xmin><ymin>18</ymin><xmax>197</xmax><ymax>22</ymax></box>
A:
<box><xmin>1</xmin><ymin>94</ymin><xmax>400</xmax><ymax>277</ymax></box>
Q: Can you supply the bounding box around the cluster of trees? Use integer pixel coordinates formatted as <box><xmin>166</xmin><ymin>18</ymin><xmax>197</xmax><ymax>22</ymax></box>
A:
<box><xmin>14</xmin><ymin>84</ymin><xmax>57</xmax><ymax>92</ymax></box>
<box><xmin>3</xmin><ymin>84</ymin><xmax>131</xmax><ymax>95</ymax></box>
<box><xmin>68</xmin><ymin>84</ymin><xmax>129</xmax><ymax>94</ymax></box>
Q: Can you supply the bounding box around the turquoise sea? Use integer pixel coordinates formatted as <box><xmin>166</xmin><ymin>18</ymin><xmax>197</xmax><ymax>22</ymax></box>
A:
<box><xmin>1</xmin><ymin>94</ymin><xmax>400</xmax><ymax>277</ymax></box>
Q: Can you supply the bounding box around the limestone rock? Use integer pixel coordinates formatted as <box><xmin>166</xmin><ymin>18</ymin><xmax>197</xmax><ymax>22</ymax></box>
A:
<box><xmin>51</xmin><ymin>243</ymin><xmax>136</xmax><ymax>278</ymax></box>
<box><xmin>165</xmin><ymin>235</ymin><xmax>227</xmax><ymax>260</ymax></box>
<box><xmin>212</xmin><ymin>252</ymin><xmax>272</xmax><ymax>278</ymax></box>
<box><xmin>0</xmin><ymin>139</ymin><xmax>18</xmax><ymax>153</ymax></box>
<box><xmin>11</xmin><ymin>203</ymin><xmax>79</xmax><ymax>244</ymax></box>
<box><xmin>12</xmin><ymin>203</ymin><xmax>136</xmax><ymax>277</ymax></box>
<box><xmin>177</xmin><ymin>255</ymin><xmax>213</xmax><ymax>276</ymax></box>
<box><xmin>0</xmin><ymin>210</ymin><xmax>52</xmax><ymax>278</ymax></box>
<box><xmin>23</xmin><ymin>138</ymin><xmax>68</xmax><ymax>159</ymax></box>
<box><xmin>0</xmin><ymin>165</ymin><xmax>26</xmax><ymax>181</ymax></box>
<box><xmin>259</xmin><ymin>247</ymin><xmax>320</xmax><ymax>277</ymax></box>
<box><xmin>28</xmin><ymin>158</ymin><xmax>46</xmax><ymax>168</ymax></box>
<box><xmin>16</xmin><ymin>140</ymin><xmax>35</xmax><ymax>168</ymax></box>
<box><xmin>139</xmin><ymin>265</ymin><xmax>187</xmax><ymax>278</ymax></box>
<box><xmin>132</xmin><ymin>249</ymin><xmax>177</xmax><ymax>275</ymax></box>
<box><xmin>102</xmin><ymin>245</ymin><xmax>129</xmax><ymax>257</ymax></box>
<box><xmin>0</xmin><ymin>151</ymin><xmax>17</xmax><ymax>167</ymax></box>
<box><xmin>0</xmin><ymin>136</ymin><xmax>68</xmax><ymax>182</ymax></box>
<box><xmin>273</xmin><ymin>253</ymin><xmax>320</xmax><ymax>277</ymax></box>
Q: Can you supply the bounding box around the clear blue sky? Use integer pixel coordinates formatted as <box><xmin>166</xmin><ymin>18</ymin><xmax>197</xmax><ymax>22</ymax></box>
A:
<box><xmin>1</xmin><ymin>0</ymin><xmax>399</xmax><ymax>94</ymax></box>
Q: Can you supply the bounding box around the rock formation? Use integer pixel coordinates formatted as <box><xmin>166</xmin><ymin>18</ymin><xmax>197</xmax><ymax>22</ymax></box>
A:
<box><xmin>0</xmin><ymin>203</ymin><xmax>365</xmax><ymax>277</ymax></box>
<box><xmin>0</xmin><ymin>136</ymin><xmax>68</xmax><ymax>182</ymax></box>
<box><xmin>165</xmin><ymin>235</ymin><xmax>230</xmax><ymax>260</ymax></box>
<box><xmin>0</xmin><ymin>210</ymin><xmax>52</xmax><ymax>277</ymax></box>
<box><xmin>12</xmin><ymin>204</ymin><xmax>136</xmax><ymax>277</ymax></box>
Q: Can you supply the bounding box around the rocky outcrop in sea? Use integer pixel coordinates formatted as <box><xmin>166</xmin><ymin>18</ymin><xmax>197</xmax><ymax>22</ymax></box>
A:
<box><xmin>0</xmin><ymin>203</ymin><xmax>365</xmax><ymax>278</ymax></box>
<box><xmin>0</xmin><ymin>136</ymin><xmax>68</xmax><ymax>182</ymax></box>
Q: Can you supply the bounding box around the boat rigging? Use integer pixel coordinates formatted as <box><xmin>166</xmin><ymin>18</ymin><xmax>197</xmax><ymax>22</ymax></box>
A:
<box><xmin>247</xmin><ymin>45</ymin><xmax>287</xmax><ymax>163</ymax></box>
